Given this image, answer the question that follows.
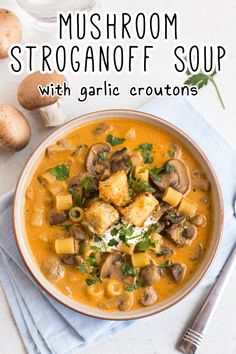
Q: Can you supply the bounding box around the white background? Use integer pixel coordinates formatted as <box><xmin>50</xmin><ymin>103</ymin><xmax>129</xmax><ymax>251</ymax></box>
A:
<box><xmin>0</xmin><ymin>0</ymin><xmax>236</xmax><ymax>353</ymax></box>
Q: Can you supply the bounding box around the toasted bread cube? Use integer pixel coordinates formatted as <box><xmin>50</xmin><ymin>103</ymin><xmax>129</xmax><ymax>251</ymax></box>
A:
<box><xmin>121</xmin><ymin>193</ymin><xmax>158</xmax><ymax>227</ymax></box>
<box><xmin>84</xmin><ymin>200</ymin><xmax>119</xmax><ymax>235</ymax></box>
<box><xmin>99</xmin><ymin>170</ymin><xmax>130</xmax><ymax>207</ymax></box>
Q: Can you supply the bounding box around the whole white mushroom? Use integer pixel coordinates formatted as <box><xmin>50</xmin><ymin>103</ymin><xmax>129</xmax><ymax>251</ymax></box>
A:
<box><xmin>0</xmin><ymin>9</ymin><xmax>21</xmax><ymax>59</ymax></box>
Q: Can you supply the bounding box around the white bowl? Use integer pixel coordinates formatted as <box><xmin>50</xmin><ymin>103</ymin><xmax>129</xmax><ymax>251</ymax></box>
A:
<box><xmin>13</xmin><ymin>109</ymin><xmax>224</xmax><ymax>320</ymax></box>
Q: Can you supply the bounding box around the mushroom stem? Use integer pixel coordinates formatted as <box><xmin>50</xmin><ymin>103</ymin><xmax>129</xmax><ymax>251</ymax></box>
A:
<box><xmin>39</xmin><ymin>101</ymin><xmax>66</xmax><ymax>127</ymax></box>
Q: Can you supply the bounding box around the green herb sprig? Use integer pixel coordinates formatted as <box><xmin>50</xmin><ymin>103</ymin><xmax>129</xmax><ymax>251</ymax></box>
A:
<box><xmin>185</xmin><ymin>69</ymin><xmax>225</xmax><ymax>109</ymax></box>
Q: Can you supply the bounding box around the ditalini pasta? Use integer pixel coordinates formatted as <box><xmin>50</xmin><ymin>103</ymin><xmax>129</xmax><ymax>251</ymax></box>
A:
<box><xmin>23</xmin><ymin>118</ymin><xmax>212</xmax><ymax>312</ymax></box>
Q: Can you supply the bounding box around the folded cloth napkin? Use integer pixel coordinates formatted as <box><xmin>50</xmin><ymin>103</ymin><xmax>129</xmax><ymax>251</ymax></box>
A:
<box><xmin>0</xmin><ymin>97</ymin><xmax>236</xmax><ymax>354</ymax></box>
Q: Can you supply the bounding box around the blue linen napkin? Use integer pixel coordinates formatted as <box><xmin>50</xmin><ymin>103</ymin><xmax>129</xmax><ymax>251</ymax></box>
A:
<box><xmin>0</xmin><ymin>97</ymin><xmax>236</xmax><ymax>354</ymax></box>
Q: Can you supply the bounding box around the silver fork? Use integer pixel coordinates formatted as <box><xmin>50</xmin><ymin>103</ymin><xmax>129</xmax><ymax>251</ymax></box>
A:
<box><xmin>177</xmin><ymin>201</ymin><xmax>236</xmax><ymax>354</ymax></box>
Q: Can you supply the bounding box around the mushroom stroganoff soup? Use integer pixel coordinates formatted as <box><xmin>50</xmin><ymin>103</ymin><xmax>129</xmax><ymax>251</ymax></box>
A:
<box><xmin>24</xmin><ymin>119</ymin><xmax>212</xmax><ymax>312</ymax></box>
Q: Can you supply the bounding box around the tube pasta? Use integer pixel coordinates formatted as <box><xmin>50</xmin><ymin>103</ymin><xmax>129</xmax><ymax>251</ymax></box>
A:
<box><xmin>56</xmin><ymin>193</ymin><xmax>73</xmax><ymax>210</ymax></box>
<box><xmin>39</xmin><ymin>171</ymin><xmax>56</xmax><ymax>185</ymax></box>
<box><xmin>134</xmin><ymin>165</ymin><xmax>149</xmax><ymax>182</ymax></box>
<box><xmin>178</xmin><ymin>198</ymin><xmax>197</xmax><ymax>217</ymax></box>
<box><xmin>162</xmin><ymin>187</ymin><xmax>182</xmax><ymax>207</ymax></box>
<box><xmin>31</xmin><ymin>207</ymin><xmax>44</xmax><ymax>227</ymax></box>
<box><xmin>118</xmin><ymin>243</ymin><xmax>135</xmax><ymax>255</ymax></box>
<box><xmin>48</xmin><ymin>181</ymin><xmax>66</xmax><ymax>196</ymax></box>
<box><xmin>86</xmin><ymin>284</ymin><xmax>104</xmax><ymax>299</ymax></box>
<box><xmin>69</xmin><ymin>207</ymin><xmax>83</xmax><ymax>222</ymax></box>
<box><xmin>150</xmin><ymin>232</ymin><xmax>162</xmax><ymax>253</ymax></box>
<box><xmin>106</xmin><ymin>279</ymin><xmax>123</xmax><ymax>297</ymax></box>
<box><xmin>131</xmin><ymin>252</ymin><xmax>150</xmax><ymax>268</ymax></box>
<box><xmin>55</xmin><ymin>237</ymin><xmax>75</xmax><ymax>254</ymax></box>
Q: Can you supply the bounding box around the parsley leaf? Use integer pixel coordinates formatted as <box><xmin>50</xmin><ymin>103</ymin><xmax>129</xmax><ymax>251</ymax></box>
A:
<box><xmin>129</xmin><ymin>176</ymin><xmax>155</xmax><ymax>193</ymax></box>
<box><xmin>97</xmin><ymin>151</ymin><xmax>107</xmax><ymax>161</ymax></box>
<box><xmin>92</xmin><ymin>246</ymin><xmax>101</xmax><ymax>253</ymax></box>
<box><xmin>86</xmin><ymin>278</ymin><xmax>97</xmax><ymax>286</ymax></box>
<box><xmin>157</xmin><ymin>260</ymin><xmax>173</xmax><ymax>269</ymax></box>
<box><xmin>47</xmin><ymin>164</ymin><xmax>69</xmax><ymax>180</ymax></box>
<box><xmin>80</xmin><ymin>176</ymin><xmax>96</xmax><ymax>194</ymax></box>
<box><xmin>121</xmin><ymin>262</ymin><xmax>138</xmax><ymax>276</ymax></box>
<box><xmin>108</xmin><ymin>239</ymin><xmax>119</xmax><ymax>247</ymax></box>
<box><xmin>94</xmin><ymin>235</ymin><xmax>103</xmax><ymax>242</ymax></box>
<box><xmin>87</xmin><ymin>256</ymin><xmax>97</xmax><ymax>267</ymax></box>
<box><xmin>135</xmin><ymin>143</ymin><xmax>154</xmax><ymax>164</ymax></box>
<box><xmin>149</xmin><ymin>167</ymin><xmax>163</xmax><ymax>182</ymax></box>
<box><xmin>106</xmin><ymin>134</ymin><xmax>125</xmax><ymax>146</ymax></box>
<box><xmin>125</xmin><ymin>280</ymin><xmax>144</xmax><ymax>292</ymax></box>
<box><xmin>118</xmin><ymin>225</ymin><xmax>135</xmax><ymax>243</ymax></box>
<box><xmin>184</xmin><ymin>69</ymin><xmax>225</xmax><ymax>109</ymax></box>
<box><xmin>136</xmin><ymin>225</ymin><xmax>157</xmax><ymax>251</ymax></box>
<box><xmin>75</xmin><ymin>263</ymin><xmax>86</xmax><ymax>274</ymax></box>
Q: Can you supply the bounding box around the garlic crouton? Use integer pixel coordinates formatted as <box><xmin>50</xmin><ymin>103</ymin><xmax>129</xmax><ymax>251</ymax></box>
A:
<box><xmin>99</xmin><ymin>170</ymin><xmax>130</xmax><ymax>207</ymax></box>
<box><xmin>84</xmin><ymin>200</ymin><xmax>119</xmax><ymax>235</ymax></box>
<box><xmin>121</xmin><ymin>193</ymin><xmax>159</xmax><ymax>227</ymax></box>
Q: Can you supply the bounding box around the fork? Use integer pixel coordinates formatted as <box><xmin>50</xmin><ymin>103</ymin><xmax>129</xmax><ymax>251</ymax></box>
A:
<box><xmin>177</xmin><ymin>201</ymin><xmax>236</xmax><ymax>354</ymax></box>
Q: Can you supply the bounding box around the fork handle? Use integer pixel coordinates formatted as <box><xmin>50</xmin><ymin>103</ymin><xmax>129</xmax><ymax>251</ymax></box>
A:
<box><xmin>178</xmin><ymin>244</ymin><xmax>236</xmax><ymax>354</ymax></box>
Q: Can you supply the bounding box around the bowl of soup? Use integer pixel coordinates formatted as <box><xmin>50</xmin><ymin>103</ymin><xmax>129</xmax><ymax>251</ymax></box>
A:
<box><xmin>13</xmin><ymin>109</ymin><xmax>223</xmax><ymax>320</ymax></box>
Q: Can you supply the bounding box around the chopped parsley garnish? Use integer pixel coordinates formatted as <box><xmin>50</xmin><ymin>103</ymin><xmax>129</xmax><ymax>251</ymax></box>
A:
<box><xmin>106</xmin><ymin>134</ymin><xmax>125</xmax><ymax>146</ymax></box>
<box><xmin>75</xmin><ymin>263</ymin><xmax>86</xmax><ymax>274</ymax></box>
<box><xmin>149</xmin><ymin>167</ymin><xmax>163</xmax><ymax>182</ymax></box>
<box><xmin>125</xmin><ymin>280</ymin><xmax>144</xmax><ymax>292</ymax></box>
<box><xmin>135</xmin><ymin>143</ymin><xmax>154</xmax><ymax>164</ymax></box>
<box><xmin>87</xmin><ymin>256</ymin><xmax>97</xmax><ymax>267</ymax></box>
<box><xmin>108</xmin><ymin>239</ymin><xmax>119</xmax><ymax>247</ymax></box>
<box><xmin>79</xmin><ymin>240</ymin><xmax>86</xmax><ymax>255</ymax></box>
<box><xmin>92</xmin><ymin>246</ymin><xmax>101</xmax><ymax>253</ymax></box>
<box><xmin>168</xmin><ymin>150</ymin><xmax>175</xmax><ymax>157</ymax></box>
<box><xmin>86</xmin><ymin>278</ymin><xmax>97</xmax><ymax>286</ymax></box>
<box><xmin>47</xmin><ymin>164</ymin><xmax>69</xmax><ymax>180</ymax></box>
<box><xmin>126</xmin><ymin>161</ymin><xmax>133</xmax><ymax>168</ymax></box>
<box><xmin>129</xmin><ymin>176</ymin><xmax>155</xmax><ymax>193</ymax></box>
<box><xmin>118</xmin><ymin>225</ymin><xmax>135</xmax><ymax>243</ymax></box>
<box><xmin>164</xmin><ymin>163</ymin><xmax>173</xmax><ymax>174</ymax></box>
<box><xmin>136</xmin><ymin>225</ymin><xmax>157</xmax><ymax>251</ymax></box>
<box><xmin>97</xmin><ymin>151</ymin><xmax>107</xmax><ymax>161</ymax></box>
<box><xmin>157</xmin><ymin>260</ymin><xmax>173</xmax><ymax>268</ymax></box>
<box><xmin>110</xmin><ymin>228</ymin><xmax>119</xmax><ymax>236</ymax></box>
<box><xmin>68</xmin><ymin>187</ymin><xmax>86</xmax><ymax>207</ymax></box>
<box><xmin>121</xmin><ymin>262</ymin><xmax>138</xmax><ymax>276</ymax></box>
<box><xmin>94</xmin><ymin>235</ymin><xmax>103</xmax><ymax>242</ymax></box>
<box><xmin>80</xmin><ymin>176</ymin><xmax>96</xmax><ymax>194</ymax></box>
<box><xmin>60</xmin><ymin>223</ymin><xmax>73</xmax><ymax>230</ymax></box>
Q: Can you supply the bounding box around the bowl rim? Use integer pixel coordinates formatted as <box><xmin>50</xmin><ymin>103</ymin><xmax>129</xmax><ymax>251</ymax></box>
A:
<box><xmin>13</xmin><ymin>108</ymin><xmax>224</xmax><ymax>320</ymax></box>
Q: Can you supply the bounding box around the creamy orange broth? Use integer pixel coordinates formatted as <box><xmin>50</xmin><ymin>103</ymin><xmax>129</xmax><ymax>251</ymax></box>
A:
<box><xmin>24</xmin><ymin>118</ymin><xmax>212</xmax><ymax>311</ymax></box>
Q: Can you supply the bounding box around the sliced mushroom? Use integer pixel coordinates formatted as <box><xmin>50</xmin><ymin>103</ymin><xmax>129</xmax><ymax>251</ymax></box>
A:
<box><xmin>163</xmin><ymin>224</ymin><xmax>186</xmax><ymax>246</ymax></box>
<box><xmin>191</xmin><ymin>214</ymin><xmax>207</xmax><ymax>227</ymax></box>
<box><xmin>92</xmin><ymin>123</ymin><xmax>113</xmax><ymax>137</ymax></box>
<box><xmin>100</xmin><ymin>253</ymin><xmax>125</xmax><ymax>281</ymax></box>
<box><xmin>86</xmin><ymin>143</ymin><xmax>111</xmax><ymax>177</ymax></box>
<box><xmin>140</xmin><ymin>287</ymin><xmax>158</xmax><ymax>306</ymax></box>
<box><xmin>118</xmin><ymin>292</ymin><xmax>134</xmax><ymax>311</ymax></box>
<box><xmin>110</xmin><ymin>147</ymin><xmax>131</xmax><ymax>174</ymax></box>
<box><xmin>157</xmin><ymin>246</ymin><xmax>174</xmax><ymax>257</ymax></box>
<box><xmin>70</xmin><ymin>225</ymin><xmax>87</xmax><ymax>240</ymax></box>
<box><xmin>42</xmin><ymin>258</ymin><xmax>65</xmax><ymax>281</ymax></box>
<box><xmin>181</xmin><ymin>222</ymin><xmax>197</xmax><ymax>240</ymax></box>
<box><xmin>192</xmin><ymin>169</ymin><xmax>210</xmax><ymax>192</ymax></box>
<box><xmin>161</xmin><ymin>211</ymin><xmax>186</xmax><ymax>225</ymax></box>
<box><xmin>69</xmin><ymin>172</ymin><xmax>97</xmax><ymax>197</ymax></box>
<box><xmin>190</xmin><ymin>243</ymin><xmax>204</xmax><ymax>261</ymax></box>
<box><xmin>151</xmin><ymin>159</ymin><xmax>191</xmax><ymax>195</ymax></box>
<box><xmin>140</xmin><ymin>265</ymin><xmax>160</xmax><ymax>286</ymax></box>
<box><xmin>152</xmin><ymin>202</ymin><xmax>171</xmax><ymax>222</ymax></box>
<box><xmin>48</xmin><ymin>209</ymin><xmax>68</xmax><ymax>226</ymax></box>
<box><xmin>169</xmin><ymin>263</ymin><xmax>186</xmax><ymax>283</ymax></box>
<box><xmin>163</xmin><ymin>221</ymin><xmax>197</xmax><ymax>246</ymax></box>
<box><xmin>61</xmin><ymin>255</ymin><xmax>75</xmax><ymax>265</ymax></box>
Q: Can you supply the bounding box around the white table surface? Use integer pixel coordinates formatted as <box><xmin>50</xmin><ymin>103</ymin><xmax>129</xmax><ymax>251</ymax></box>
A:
<box><xmin>0</xmin><ymin>0</ymin><xmax>236</xmax><ymax>354</ymax></box>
